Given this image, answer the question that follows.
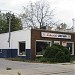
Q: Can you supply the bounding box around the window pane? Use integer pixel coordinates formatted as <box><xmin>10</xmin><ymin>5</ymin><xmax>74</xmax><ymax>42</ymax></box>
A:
<box><xmin>54</xmin><ymin>41</ymin><xmax>60</xmax><ymax>45</ymax></box>
<box><xmin>19</xmin><ymin>42</ymin><xmax>26</xmax><ymax>55</ymax></box>
<box><xmin>36</xmin><ymin>41</ymin><xmax>50</xmax><ymax>55</ymax></box>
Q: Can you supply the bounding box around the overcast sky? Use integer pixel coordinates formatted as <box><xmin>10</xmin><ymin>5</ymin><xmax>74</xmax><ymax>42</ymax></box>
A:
<box><xmin>0</xmin><ymin>0</ymin><xmax>75</xmax><ymax>28</ymax></box>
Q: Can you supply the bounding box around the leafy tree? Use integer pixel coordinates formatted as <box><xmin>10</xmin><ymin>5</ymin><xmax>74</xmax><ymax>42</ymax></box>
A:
<box><xmin>21</xmin><ymin>0</ymin><xmax>55</xmax><ymax>29</ymax></box>
<box><xmin>0</xmin><ymin>12</ymin><xmax>22</xmax><ymax>33</ymax></box>
<box><xmin>0</xmin><ymin>12</ymin><xmax>7</xmax><ymax>33</ymax></box>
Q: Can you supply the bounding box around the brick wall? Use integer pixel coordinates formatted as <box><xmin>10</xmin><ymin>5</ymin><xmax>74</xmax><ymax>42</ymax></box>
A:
<box><xmin>31</xmin><ymin>29</ymin><xmax>75</xmax><ymax>59</ymax></box>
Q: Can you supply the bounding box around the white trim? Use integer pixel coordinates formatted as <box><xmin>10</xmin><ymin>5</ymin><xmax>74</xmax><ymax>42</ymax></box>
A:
<box><xmin>18</xmin><ymin>55</ymin><xmax>26</xmax><ymax>56</ymax></box>
<box><xmin>36</xmin><ymin>55</ymin><xmax>43</xmax><ymax>57</ymax></box>
<box><xmin>36</xmin><ymin>40</ymin><xmax>52</xmax><ymax>46</ymax></box>
<box><xmin>35</xmin><ymin>40</ymin><xmax>52</xmax><ymax>56</ymax></box>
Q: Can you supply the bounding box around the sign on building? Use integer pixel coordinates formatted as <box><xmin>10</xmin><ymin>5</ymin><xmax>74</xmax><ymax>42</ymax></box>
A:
<box><xmin>41</xmin><ymin>32</ymin><xmax>71</xmax><ymax>39</ymax></box>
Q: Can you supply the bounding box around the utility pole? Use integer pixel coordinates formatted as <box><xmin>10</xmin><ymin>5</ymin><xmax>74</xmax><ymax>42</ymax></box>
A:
<box><xmin>8</xmin><ymin>12</ymin><xmax>11</xmax><ymax>48</ymax></box>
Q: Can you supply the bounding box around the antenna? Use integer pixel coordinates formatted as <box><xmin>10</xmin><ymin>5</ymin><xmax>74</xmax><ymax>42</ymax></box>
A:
<box><xmin>72</xmin><ymin>18</ymin><xmax>75</xmax><ymax>32</ymax></box>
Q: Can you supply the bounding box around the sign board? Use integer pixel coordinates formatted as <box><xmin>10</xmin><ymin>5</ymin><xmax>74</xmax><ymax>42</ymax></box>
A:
<box><xmin>41</xmin><ymin>32</ymin><xmax>71</xmax><ymax>39</ymax></box>
<box><xmin>62</xmin><ymin>41</ymin><xmax>67</xmax><ymax>47</ymax></box>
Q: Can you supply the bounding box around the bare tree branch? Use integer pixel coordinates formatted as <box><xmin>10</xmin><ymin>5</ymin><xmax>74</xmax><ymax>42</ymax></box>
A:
<box><xmin>21</xmin><ymin>0</ymin><xmax>56</xmax><ymax>29</ymax></box>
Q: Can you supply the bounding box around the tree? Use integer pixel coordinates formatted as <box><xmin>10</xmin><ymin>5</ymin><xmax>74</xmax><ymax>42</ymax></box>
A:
<box><xmin>0</xmin><ymin>11</ymin><xmax>7</xmax><ymax>33</ymax></box>
<box><xmin>0</xmin><ymin>12</ymin><xmax>22</xmax><ymax>33</ymax></box>
<box><xmin>21</xmin><ymin>0</ymin><xmax>55</xmax><ymax>29</ymax></box>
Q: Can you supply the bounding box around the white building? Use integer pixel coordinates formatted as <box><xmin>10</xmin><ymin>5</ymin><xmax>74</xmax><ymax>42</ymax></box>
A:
<box><xmin>0</xmin><ymin>29</ymin><xmax>75</xmax><ymax>59</ymax></box>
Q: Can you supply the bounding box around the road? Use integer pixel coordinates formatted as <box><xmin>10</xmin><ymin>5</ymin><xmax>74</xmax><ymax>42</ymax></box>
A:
<box><xmin>0</xmin><ymin>59</ymin><xmax>74</xmax><ymax>75</ymax></box>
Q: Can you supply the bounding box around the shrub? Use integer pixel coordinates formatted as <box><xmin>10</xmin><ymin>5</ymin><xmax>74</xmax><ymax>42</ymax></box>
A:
<box><xmin>49</xmin><ymin>58</ymin><xmax>57</xmax><ymax>63</ymax></box>
<box><xmin>43</xmin><ymin>45</ymin><xmax>60</xmax><ymax>58</ymax></box>
<box><xmin>70</xmin><ymin>55</ymin><xmax>75</xmax><ymax>62</ymax></box>
<box><xmin>43</xmin><ymin>44</ymin><xmax>70</xmax><ymax>63</ymax></box>
<box><xmin>39</xmin><ymin>57</ymin><xmax>48</xmax><ymax>62</ymax></box>
<box><xmin>55</xmin><ymin>51</ymin><xmax>66</xmax><ymax>62</ymax></box>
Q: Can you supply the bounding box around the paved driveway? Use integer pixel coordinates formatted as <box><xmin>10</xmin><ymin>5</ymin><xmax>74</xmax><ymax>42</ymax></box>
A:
<box><xmin>0</xmin><ymin>59</ymin><xmax>74</xmax><ymax>75</ymax></box>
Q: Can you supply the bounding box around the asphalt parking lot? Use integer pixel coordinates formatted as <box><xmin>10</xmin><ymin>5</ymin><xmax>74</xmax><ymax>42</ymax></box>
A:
<box><xmin>0</xmin><ymin>59</ymin><xmax>74</xmax><ymax>75</ymax></box>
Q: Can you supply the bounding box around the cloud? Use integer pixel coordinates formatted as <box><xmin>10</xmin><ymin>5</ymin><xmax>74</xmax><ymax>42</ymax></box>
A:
<box><xmin>52</xmin><ymin>0</ymin><xmax>75</xmax><ymax>26</ymax></box>
<box><xmin>0</xmin><ymin>0</ymin><xmax>37</xmax><ymax>13</ymax></box>
<box><xmin>0</xmin><ymin>0</ymin><xmax>75</xmax><ymax>27</ymax></box>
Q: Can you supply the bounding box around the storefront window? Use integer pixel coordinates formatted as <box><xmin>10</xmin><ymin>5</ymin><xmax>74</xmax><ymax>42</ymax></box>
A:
<box><xmin>19</xmin><ymin>41</ymin><xmax>26</xmax><ymax>55</ymax></box>
<box><xmin>36</xmin><ymin>40</ymin><xmax>51</xmax><ymax>56</ymax></box>
<box><xmin>54</xmin><ymin>41</ymin><xmax>60</xmax><ymax>45</ymax></box>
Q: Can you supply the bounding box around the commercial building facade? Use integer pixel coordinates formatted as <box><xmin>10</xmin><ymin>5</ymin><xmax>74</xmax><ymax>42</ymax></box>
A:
<box><xmin>0</xmin><ymin>29</ymin><xmax>75</xmax><ymax>59</ymax></box>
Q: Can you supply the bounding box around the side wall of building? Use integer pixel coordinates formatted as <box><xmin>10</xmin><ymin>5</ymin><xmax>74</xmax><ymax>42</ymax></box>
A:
<box><xmin>0</xmin><ymin>29</ymin><xmax>31</xmax><ymax>58</ymax></box>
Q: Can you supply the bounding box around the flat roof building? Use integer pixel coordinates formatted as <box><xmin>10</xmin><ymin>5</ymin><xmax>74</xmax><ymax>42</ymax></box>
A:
<box><xmin>0</xmin><ymin>29</ymin><xmax>75</xmax><ymax>59</ymax></box>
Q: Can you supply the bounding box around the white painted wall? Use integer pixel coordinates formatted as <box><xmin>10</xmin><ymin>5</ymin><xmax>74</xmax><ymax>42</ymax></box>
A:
<box><xmin>0</xmin><ymin>29</ymin><xmax>31</xmax><ymax>49</ymax></box>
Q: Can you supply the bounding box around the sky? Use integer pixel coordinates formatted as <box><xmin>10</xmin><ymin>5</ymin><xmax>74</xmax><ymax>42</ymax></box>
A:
<box><xmin>0</xmin><ymin>0</ymin><xmax>75</xmax><ymax>28</ymax></box>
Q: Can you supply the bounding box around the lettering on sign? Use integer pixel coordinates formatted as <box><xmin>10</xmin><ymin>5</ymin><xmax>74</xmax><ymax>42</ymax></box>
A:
<box><xmin>41</xmin><ymin>32</ymin><xmax>71</xmax><ymax>39</ymax></box>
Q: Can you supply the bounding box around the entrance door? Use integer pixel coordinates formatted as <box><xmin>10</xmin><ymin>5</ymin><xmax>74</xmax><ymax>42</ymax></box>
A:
<box><xmin>66</xmin><ymin>42</ymin><xmax>74</xmax><ymax>55</ymax></box>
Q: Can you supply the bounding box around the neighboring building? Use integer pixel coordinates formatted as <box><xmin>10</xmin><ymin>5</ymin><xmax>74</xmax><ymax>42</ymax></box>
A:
<box><xmin>55</xmin><ymin>24</ymin><xmax>66</xmax><ymax>32</ymax></box>
<box><xmin>0</xmin><ymin>29</ymin><xmax>75</xmax><ymax>59</ymax></box>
